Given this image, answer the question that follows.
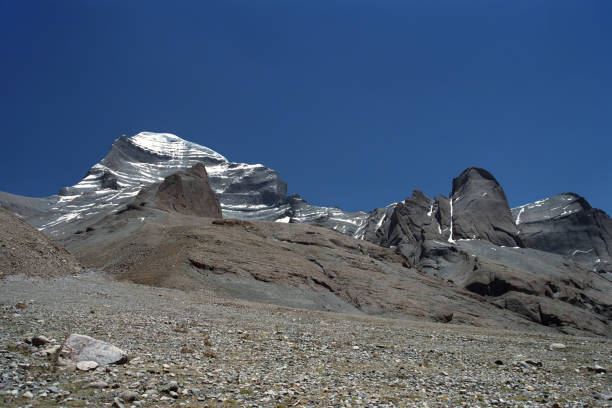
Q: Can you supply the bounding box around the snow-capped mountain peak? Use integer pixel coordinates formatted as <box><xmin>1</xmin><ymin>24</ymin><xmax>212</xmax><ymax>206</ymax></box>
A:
<box><xmin>129</xmin><ymin>132</ymin><xmax>228</xmax><ymax>162</ymax></box>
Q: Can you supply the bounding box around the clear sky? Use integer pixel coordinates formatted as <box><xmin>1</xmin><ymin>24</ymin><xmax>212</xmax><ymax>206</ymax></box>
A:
<box><xmin>1</xmin><ymin>1</ymin><xmax>611</xmax><ymax>215</ymax></box>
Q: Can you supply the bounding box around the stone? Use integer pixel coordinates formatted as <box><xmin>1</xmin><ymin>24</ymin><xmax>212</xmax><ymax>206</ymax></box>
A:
<box><xmin>549</xmin><ymin>343</ymin><xmax>566</xmax><ymax>351</ymax></box>
<box><xmin>60</xmin><ymin>334</ymin><xmax>127</xmax><ymax>366</ymax></box>
<box><xmin>161</xmin><ymin>381</ymin><xmax>179</xmax><ymax>394</ymax></box>
<box><xmin>76</xmin><ymin>360</ymin><xmax>99</xmax><ymax>371</ymax></box>
<box><xmin>15</xmin><ymin>302</ymin><xmax>27</xmax><ymax>310</ymax></box>
<box><xmin>31</xmin><ymin>335</ymin><xmax>51</xmax><ymax>347</ymax></box>
<box><xmin>119</xmin><ymin>390</ymin><xmax>139</xmax><ymax>403</ymax></box>
<box><xmin>88</xmin><ymin>381</ymin><xmax>108</xmax><ymax>389</ymax></box>
<box><xmin>586</xmin><ymin>365</ymin><xmax>606</xmax><ymax>373</ymax></box>
<box><xmin>524</xmin><ymin>359</ymin><xmax>542</xmax><ymax>367</ymax></box>
<box><xmin>23</xmin><ymin>391</ymin><xmax>33</xmax><ymax>398</ymax></box>
<box><xmin>42</xmin><ymin>345</ymin><xmax>61</xmax><ymax>355</ymax></box>
<box><xmin>112</xmin><ymin>397</ymin><xmax>126</xmax><ymax>408</ymax></box>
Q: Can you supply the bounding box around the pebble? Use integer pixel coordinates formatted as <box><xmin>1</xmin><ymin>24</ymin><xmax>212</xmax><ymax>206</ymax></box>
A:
<box><xmin>31</xmin><ymin>335</ymin><xmax>52</xmax><ymax>347</ymax></box>
<box><xmin>88</xmin><ymin>381</ymin><xmax>109</xmax><ymax>389</ymax></box>
<box><xmin>76</xmin><ymin>360</ymin><xmax>99</xmax><ymax>371</ymax></box>
<box><xmin>549</xmin><ymin>343</ymin><xmax>566</xmax><ymax>351</ymax></box>
<box><xmin>119</xmin><ymin>390</ymin><xmax>139</xmax><ymax>402</ymax></box>
<box><xmin>112</xmin><ymin>397</ymin><xmax>126</xmax><ymax>408</ymax></box>
<box><xmin>161</xmin><ymin>380</ymin><xmax>179</xmax><ymax>393</ymax></box>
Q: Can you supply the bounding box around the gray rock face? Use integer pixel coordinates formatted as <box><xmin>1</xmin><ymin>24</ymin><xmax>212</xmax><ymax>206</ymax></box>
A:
<box><xmin>512</xmin><ymin>193</ymin><xmax>612</xmax><ymax>275</ymax></box>
<box><xmin>450</xmin><ymin>167</ymin><xmax>521</xmax><ymax>247</ymax></box>
<box><xmin>131</xmin><ymin>163</ymin><xmax>222</xmax><ymax>218</ymax></box>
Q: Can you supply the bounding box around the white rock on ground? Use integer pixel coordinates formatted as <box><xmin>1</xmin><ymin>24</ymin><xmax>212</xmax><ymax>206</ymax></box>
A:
<box><xmin>61</xmin><ymin>333</ymin><xmax>127</xmax><ymax>365</ymax></box>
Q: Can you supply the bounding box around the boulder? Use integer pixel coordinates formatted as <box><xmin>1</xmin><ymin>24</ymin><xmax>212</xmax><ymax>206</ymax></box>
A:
<box><xmin>60</xmin><ymin>334</ymin><xmax>127</xmax><ymax>366</ymax></box>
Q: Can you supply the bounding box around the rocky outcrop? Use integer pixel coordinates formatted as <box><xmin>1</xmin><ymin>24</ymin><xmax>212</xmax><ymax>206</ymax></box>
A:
<box><xmin>350</xmin><ymin>168</ymin><xmax>611</xmax><ymax>336</ymax></box>
<box><xmin>0</xmin><ymin>208</ymin><xmax>82</xmax><ymax>279</ymax></box>
<box><xmin>131</xmin><ymin>164</ymin><xmax>222</xmax><ymax>218</ymax></box>
<box><xmin>369</xmin><ymin>191</ymin><xmax>445</xmax><ymax>263</ymax></box>
<box><xmin>450</xmin><ymin>167</ymin><xmax>521</xmax><ymax>247</ymax></box>
<box><xmin>513</xmin><ymin>193</ymin><xmax>612</xmax><ymax>274</ymax></box>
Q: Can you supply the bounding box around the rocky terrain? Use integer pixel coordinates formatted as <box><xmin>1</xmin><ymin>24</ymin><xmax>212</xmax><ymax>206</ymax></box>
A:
<box><xmin>0</xmin><ymin>132</ymin><xmax>610</xmax><ymax>337</ymax></box>
<box><xmin>0</xmin><ymin>208</ymin><xmax>82</xmax><ymax>279</ymax></box>
<box><xmin>1</xmin><ymin>272</ymin><xmax>610</xmax><ymax>408</ymax></box>
<box><xmin>0</xmin><ymin>131</ymin><xmax>611</xmax><ymax>406</ymax></box>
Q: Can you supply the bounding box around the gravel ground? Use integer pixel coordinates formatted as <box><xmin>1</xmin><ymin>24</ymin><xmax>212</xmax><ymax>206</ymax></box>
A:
<box><xmin>0</xmin><ymin>272</ymin><xmax>610</xmax><ymax>408</ymax></box>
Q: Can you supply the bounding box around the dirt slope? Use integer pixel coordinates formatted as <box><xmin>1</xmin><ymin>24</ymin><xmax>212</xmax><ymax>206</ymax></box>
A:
<box><xmin>0</xmin><ymin>208</ymin><xmax>82</xmax><ymax>279</ymax></box>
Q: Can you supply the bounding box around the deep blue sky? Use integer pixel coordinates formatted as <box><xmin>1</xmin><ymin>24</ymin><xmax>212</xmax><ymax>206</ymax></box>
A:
<box><xmin>1</xmin><ymin>1</ymin><xmax>611</xmax><ymax>215</ymax></box>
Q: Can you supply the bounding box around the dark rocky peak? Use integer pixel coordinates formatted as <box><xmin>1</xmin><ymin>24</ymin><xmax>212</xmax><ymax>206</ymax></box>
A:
<box><xmin>451</xmin><ymin>167</ymin><xmax>500</xmax><ymax>192</ymax></box>
<box><xmin>132</xmin><ymin>163</ymin><xmax>222</xmax><ymax>218</ymax></box>
<box><xmin>405</xmin><ymin>190</ymin><xmax>433</xmax><ymax>207</ymax></box>
<box><xmin>450</xmin><ymin>167</ymin><xmax>521</xmax><ymax>247</ymax></box>
<box><xmin>372</xmin><ymin>191</ymin><xmax>445</xmax><ymax>263</ymax></box>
